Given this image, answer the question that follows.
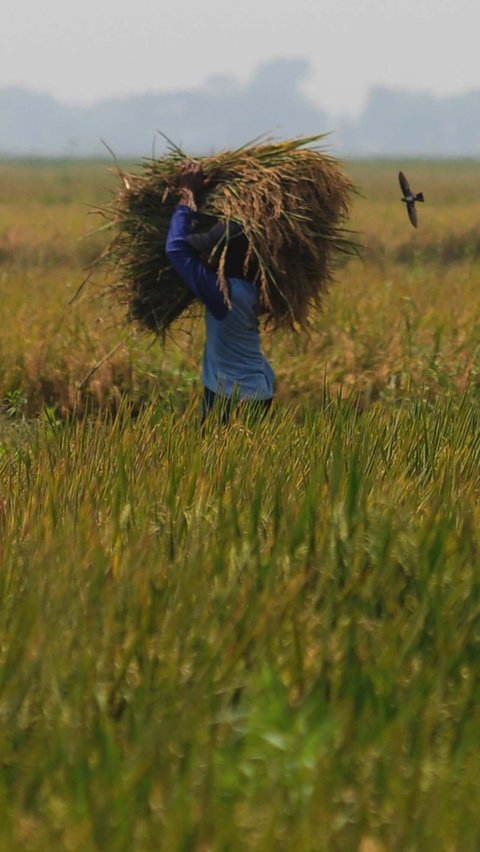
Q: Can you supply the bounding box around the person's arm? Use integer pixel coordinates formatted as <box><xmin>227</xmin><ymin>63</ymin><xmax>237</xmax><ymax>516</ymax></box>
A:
<box><xmin>165</xmin><ymin>166</ymin><xmax>229</xmax><ymax>321</ymax></box>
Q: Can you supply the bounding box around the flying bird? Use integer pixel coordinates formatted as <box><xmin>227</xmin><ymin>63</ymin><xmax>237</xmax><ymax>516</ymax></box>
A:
<box><xmin>399</xmin><ymin>171</ymin><xmax>424</xmax><ymax>228</ymax></box>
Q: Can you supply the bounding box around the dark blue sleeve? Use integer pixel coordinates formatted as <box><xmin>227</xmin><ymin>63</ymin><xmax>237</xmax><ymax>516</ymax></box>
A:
<box><xmin>165</xmin><ymin>206</ymin><xmax>229</xmax><ymax>321</ymax></box>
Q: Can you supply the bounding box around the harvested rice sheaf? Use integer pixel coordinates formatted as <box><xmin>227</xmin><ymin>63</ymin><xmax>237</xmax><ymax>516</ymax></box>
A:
<box><xmin>102</xmin><ymin>136</ymin><xmax>357</xmax><ymax>335</ymax></box>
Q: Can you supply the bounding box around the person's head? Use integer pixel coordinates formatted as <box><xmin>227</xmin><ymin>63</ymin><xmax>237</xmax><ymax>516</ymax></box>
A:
<box><xmin>186</xmin><ymin>221</ymin><xmax>259</xmax><ymax>281</ymax></box>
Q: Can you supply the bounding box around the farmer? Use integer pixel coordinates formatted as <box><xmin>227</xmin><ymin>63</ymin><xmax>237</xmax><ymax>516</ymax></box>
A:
<box><xmin>165</xmin><ymin>163</ymin><xmax>274</xmax><ymax>422</ymax></box>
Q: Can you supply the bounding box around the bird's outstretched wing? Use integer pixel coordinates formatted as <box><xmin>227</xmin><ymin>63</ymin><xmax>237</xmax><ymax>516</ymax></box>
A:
<box><xmin>399</xmin><ymin>171</ymin><xmax>410</xmax><ymax>196</ymax></box>
<box><xmin>407</xmin><ymin>203</ymin><xmax>418</xmax><ymax>228</ymax></box>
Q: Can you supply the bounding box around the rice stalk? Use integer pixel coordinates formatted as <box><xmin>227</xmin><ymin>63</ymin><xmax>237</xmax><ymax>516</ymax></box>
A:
<box><xmin>98</xmin><ymin>136</ymin><xmax>358</xmax><ymax>335</ymax></box>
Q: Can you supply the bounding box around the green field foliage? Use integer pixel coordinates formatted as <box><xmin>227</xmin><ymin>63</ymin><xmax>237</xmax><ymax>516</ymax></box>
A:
<box><xmin>1</xmin><ymin>159</ymin><xmax>480</xmax><ymax>850</ymax></box>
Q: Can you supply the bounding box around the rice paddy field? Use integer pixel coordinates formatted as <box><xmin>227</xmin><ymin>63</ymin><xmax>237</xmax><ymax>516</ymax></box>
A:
<box><xmin>1</xmin><ymin>157</ymin><xmax>480</xmax><ymax>850</ymax></box>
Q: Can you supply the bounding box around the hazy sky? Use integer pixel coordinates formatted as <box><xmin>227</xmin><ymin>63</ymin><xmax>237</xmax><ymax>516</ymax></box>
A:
<box><xmin>2</xmin><ymin>0</ymin><xmax>480</xmax><ymax>114</ymax></box>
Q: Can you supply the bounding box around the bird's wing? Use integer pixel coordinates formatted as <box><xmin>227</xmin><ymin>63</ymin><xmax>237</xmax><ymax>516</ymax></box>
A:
<box><xmin>407</xmin><ymin>202</ymin><xmax>418</xmax><ymax>228</ymax></box>
<box><xmin>399</xmin><ymin>171</ymin><xmax>411</xmax><ymax>196</ymax></box>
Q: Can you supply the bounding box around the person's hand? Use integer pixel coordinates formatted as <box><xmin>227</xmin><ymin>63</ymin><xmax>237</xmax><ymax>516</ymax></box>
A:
<box><xmin>178</xmin><ymin>162</ymin><xmax>209</xmax><ymax>195</ymax></box>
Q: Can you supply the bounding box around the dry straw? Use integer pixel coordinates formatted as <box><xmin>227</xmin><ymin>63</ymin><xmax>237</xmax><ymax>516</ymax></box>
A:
<box><xmin>99</xmin><ymin>135</ymin><xmax>358</xmax><ymax>335</ymax></box>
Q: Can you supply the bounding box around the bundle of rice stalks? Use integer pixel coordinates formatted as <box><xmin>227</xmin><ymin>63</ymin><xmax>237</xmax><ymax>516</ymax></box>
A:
<box><xmin>99</xmin><ymin>135</ymin><xmax>358</xmax><ymax>335</ymax></box>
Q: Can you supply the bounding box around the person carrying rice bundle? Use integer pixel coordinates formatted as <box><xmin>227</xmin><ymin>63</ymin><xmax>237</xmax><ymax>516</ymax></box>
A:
<box><xmin>166</xmin><ymin>162</ymin><xmax>274</xmax><ymax>423</ymax></box>
<box><xmin>100</xmin><ymin>136</ymin><xmax>357</xmax><ymax>420</ymax></box>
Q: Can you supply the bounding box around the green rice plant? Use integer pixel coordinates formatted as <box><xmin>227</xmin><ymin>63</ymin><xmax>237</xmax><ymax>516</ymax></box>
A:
<box><xmin>2</xmin><ymin>157</ymin><xmax>480</xmax><ymax>849</ymax></box>
<box><xmin>1</xmin><ymin>391</ymin><xmax>480</xmax><ymax>849</ymax></box>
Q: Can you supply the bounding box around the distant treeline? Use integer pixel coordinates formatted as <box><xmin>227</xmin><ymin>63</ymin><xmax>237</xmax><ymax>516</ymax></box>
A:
<box><xmin>2</xmin><ymin>58</ymin><xmax>480</xmax><ymax>158</ymax></box>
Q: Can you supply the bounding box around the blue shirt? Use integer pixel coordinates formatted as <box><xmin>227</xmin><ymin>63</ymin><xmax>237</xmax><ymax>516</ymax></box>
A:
<box><xmin>166</xmin><ymin>206</ymin><xmax>274</xmax><ymax>400</ymax></box>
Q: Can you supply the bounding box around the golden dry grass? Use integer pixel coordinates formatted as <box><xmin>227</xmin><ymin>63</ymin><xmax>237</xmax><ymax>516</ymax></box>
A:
<box><xmin>1</xmin><ymin>158</ymin><xmax>480</xmax><ymax>416</ymax></box>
